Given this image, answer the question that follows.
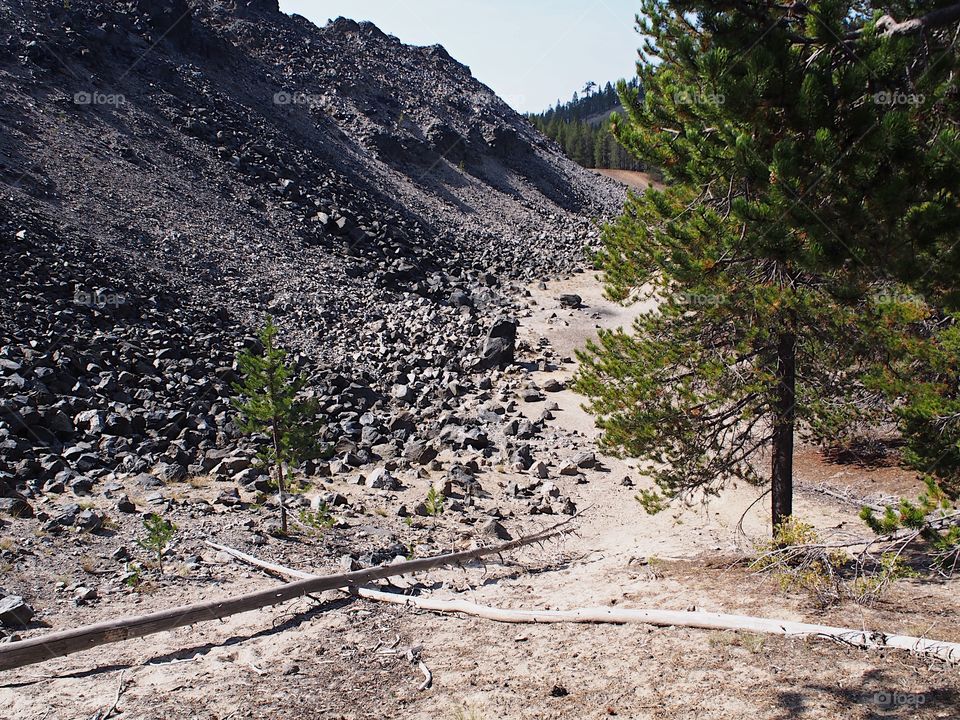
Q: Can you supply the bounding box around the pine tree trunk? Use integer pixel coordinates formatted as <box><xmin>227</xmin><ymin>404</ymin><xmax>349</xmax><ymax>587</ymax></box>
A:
<box><xmin>272</xmin><ymin>422</ymin><xmax>287</xmax><ymax>534</ymax></box>
<box><xmin>770</xmin><ymin>325</ymin><xmax>797</xmax><ymax>536</ymax></box>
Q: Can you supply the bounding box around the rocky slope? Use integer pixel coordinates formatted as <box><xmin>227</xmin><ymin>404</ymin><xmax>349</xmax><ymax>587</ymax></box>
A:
<box><xmin>0</xmin><ymin>0</ymin><xmax>624</xmax><ymax>511</ymax></box>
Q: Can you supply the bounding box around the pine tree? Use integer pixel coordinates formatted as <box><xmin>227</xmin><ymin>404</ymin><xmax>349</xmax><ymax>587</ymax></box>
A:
<box><xmin>233</xmin><ymin>318</ymin><xmax>322</xmax><ymax>535</ymax></box>
<box><xmin>138</xmin><ymin>513</ymin><xmax>176</xmax><ymax>575</ymax></box>
<box><xmin>871</xmin><ymin>306</ymin><xmax>960</xmax><ymax>491</ymax></box>
<box><xmin>594</xmin><ymin>128</ymin><xmax>609</xmax><ymax>169</ymax></box>
<box><xmin>526</xmin><ymin>79</ymin><xmax>645</xmax><ymax>171</ymax></box>
<box><xmin>575</xmin><ymin>1</ymin><xmax>960</xmax><ymax>535</ymax></box>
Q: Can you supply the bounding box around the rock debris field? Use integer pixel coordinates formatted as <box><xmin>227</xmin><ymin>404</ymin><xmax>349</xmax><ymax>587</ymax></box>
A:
<box><xmin>0</xmin><ymin>0</ymin><xmax>624</xmax><ymax>530</ymax></box>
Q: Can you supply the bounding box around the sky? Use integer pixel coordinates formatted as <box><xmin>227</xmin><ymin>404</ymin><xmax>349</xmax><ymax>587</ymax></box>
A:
<box><xmin>279</xmin><ymin>0</ymin><xmax>643</xmax><ymax>113</ymax></box>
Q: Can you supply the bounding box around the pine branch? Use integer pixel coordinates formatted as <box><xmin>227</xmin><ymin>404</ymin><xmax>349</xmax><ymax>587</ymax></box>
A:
<box><xmin>875</xmin><ymin>4</ymin><xmax>960</xmax><ymax>37</ymax></box>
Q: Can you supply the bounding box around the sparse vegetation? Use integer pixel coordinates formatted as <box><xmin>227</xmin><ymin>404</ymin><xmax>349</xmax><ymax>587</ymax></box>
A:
<box><xmin>298</xmin><ymin>504</ymin><xmax>335</xmax><ymax>534</ymax></box>
<box><xmin>233</xmin><ymin>317</ymin><xmax>324</xmax><ymax>535</ymax></box>
<box><xmin>860</xmin><ymin>477</ymin><xmax>960</xmax><ymax>573</ymax></box>
<box><xmin>123</xmin><ymin>562</ymin><xmax>144</xmax><ymax>589</ymax></box>
<box><xmin>450</xmin><ymin>705</ymin><xmax>485</xmax><ymax>720</ymax></box>
<box><xmin>752</xmin><ymin>516</ymin><xmax>925</xmax><ymax>606</ymax></box>
<box><xmin>707</xmin><ymin>631</ymin><xmax>767</xmax><ymax>654</ymax></box>
<box><xmin>137</xmin><ymin>513</ymin><xmax>177</xmax><ymax>575</ymax></box>
<box><xmin>635</xmin><ymin>489</ymin><xmax>667</xmax><ymax>515</ymax></box>
<box><xmin>424</xmin><ymin>485</ymin><xmax>445</xmax><ymax>517</ymax></box>
<box><xmin>187</xmin><ymin>475</ymin><xmax>212</xmax><ymax>489</ymax></box>
<box><xmin>753</xmin><ymin>518</ymin><xmax>848</xmax><ymax>605</ymax></box>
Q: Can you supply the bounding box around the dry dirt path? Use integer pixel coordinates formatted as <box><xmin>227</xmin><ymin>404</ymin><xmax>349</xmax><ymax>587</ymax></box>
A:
<box><xmin>593</xmin><ymin>169</ymin><xmax>665</xmax><ymax>193</ymax></box>
<box><xmin>401</xmin><ymin>271</ymin><xmax>959</xmax><ymax>720</ymax></box>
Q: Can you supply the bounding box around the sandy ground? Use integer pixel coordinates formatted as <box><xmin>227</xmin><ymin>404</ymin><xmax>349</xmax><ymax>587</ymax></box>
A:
<box><xmin>1</xmin><ymin>271</ymin><xmax>958</xmax><ymax>719</ymax></box>
<box><xmin>593</xmin><ymin>170</ymin><xmax>665</xmax><ymax>193</ymax></box>
<box><xmin>403</xmin><ymin>271</ymin><xmax>960</xmax><ymax>720</ymax></box>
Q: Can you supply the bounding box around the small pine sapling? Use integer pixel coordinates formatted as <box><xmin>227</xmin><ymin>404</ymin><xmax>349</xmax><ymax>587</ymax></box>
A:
<box><xmin>299</xmin><ymin>502</ymin><xmax>335</xmax><ymax>534</ymax></box>
<box><xmin>424</xmin><ymin>485</ymin><xmax>445</xmax><ymax>517</ymax></box>
<box><xmin>233</xmin><ymin>317</ymin><xmax>323</xmax><ymax>535</ymax></box>
<box><xmin>138</xmin><ymin>513</ymin><xmax>176</xmax><ymax>575</ymax></box>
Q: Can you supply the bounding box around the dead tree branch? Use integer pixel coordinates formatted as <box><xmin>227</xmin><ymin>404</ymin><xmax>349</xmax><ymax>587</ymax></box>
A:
<box><xmin>0</xmin><ymin>516</ymin><xmax>576</xmax><ymax>671</ymax></box>
<box><xmin>876</xmin><ymin>4</ymin><xmax>960</xmax><ymax>36</ymax></box>
<box><xmin>213</xmin><ymin>542</ymin><xmax>960</xmax><ymax>665</ymax></box>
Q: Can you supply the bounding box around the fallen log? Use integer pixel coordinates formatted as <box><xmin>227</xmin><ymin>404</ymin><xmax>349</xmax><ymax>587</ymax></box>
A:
<box><xmin>213</xmin><ymin>542</ymin><xmax>960</xmax><ymax>666</ymax></box>
<box><xmin>359</xmin><ymin>590</ymin><xmax>960</xmax><ymax>664</ymax></box>
<box><xmin>0</xmin><ymin>518</ymin><xmax>573</xmax><ymax>672</ymax></box>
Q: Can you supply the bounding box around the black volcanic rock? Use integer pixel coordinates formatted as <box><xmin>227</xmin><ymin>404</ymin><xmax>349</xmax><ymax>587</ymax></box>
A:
<box><xmin>477</xmin><ymin>317</ymin><xmax>519</xmax><ymax>370</ymax></box>
<box><xmin>0</xmin><ymin>0</ymin><xmax>624</xmax><ymax>490</ymax></box>
<box><xmin>135</xmin><ymin>0</ymin><xmax>193</xmax><ymax>42</ymax></box>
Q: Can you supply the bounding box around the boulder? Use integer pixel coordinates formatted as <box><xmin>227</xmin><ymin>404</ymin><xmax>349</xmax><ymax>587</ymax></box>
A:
<box><xmin>480</xmin><ymin>519</ymin><xmax>512</xmax><ymax>541</ymax></box>
<box><xmin>475</xmin><ymin>317</ymin><xmax>517</xmax><ymax>370</ymax></box>
<box><xmin>391</xmin><ymin>384</ymin><xmax>415</xmax><ymax>404</ymax></box>
<box><xmin>0</xmin><ymin>497</ymin><xmax>33</xmax><ymax>518</ymax></box>
<box><xmin>212</xmin><ymin>455</ymin><xmax>251</xmax><ymax>477</ymax></box>
<box><xmin>403</xmin><ymin>440</ymin><xmax>438</xmax><ymax>465</ymax></box>
<box><xmin>133</xmin><ymin>472</ymin><xmax>163</xmax><ymax>489</ymax></box>
<box><xmin>313</xmin><ymin>492</ymin><xmax>347</xmax><ymax>509</ymax></box>
<box><xmin>448</xmin><ymin>289</ymin><xmax>472</xmax><ymax>307</ymax></box>
<box><xmin>0</xmin><ymin>596</ymin><xmax>34</xmax><ymax>627</ymax></box>
<box><xmin>70</xmin><ymin>476</ymin><xmax>94</xmax><ymax>495</ymax></box>
<box><xmin>232</xmin><ymin>468</ymin><xmax>261</xmax><ymax>486</ymax></box>
<box><xmin>215</xmin><ymin>488</ymin><xmax>241</xmax><ymax>506</ymax></box>
<box><xmin>572</xmin><ymin>451</ymin><xmax>597</xmax><ymax>469</ymax></box>
<box><xmin>76</xmin><ymin>509</ymin><xmax>103</xmax><ymax>531</ymax></box>
<box><xmin>154</xmin><ymin>462</ymin><xmax>186</xmax><ymax>484</ymax></box>
<box><xmin>43</xmin><ymin>408</ymin><xmax>75</xmax><ymax>434</ymax></box>
<box><xmin>74</xmin><ymin>410</ymin><xmax>105</xmax><ymax>435</ymax></box>
<box><xmin>520</xmin><ymin>388</ymin><xmax>543</xmax><ymax>403</ymax></box>
<box><xmin>367</xmin><ymin>467</ymin><xmax>401</xmax><ymax>490</ymax></box>
<box><xmin>542</xmin><ymin>378</ymin><xmax>564</xmax><ymax>393</ymax></box>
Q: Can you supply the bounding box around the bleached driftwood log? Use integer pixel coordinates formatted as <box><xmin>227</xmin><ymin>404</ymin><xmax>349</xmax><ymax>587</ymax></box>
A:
<box><xmin>212</xmin><ymin>542</ymin><xmax>960</xmax><ymax>666</ymax></box>
<box><xmin>0</xmin><ymin>518</ymin><xmax>572</xmax><ymax>671</ymax></box>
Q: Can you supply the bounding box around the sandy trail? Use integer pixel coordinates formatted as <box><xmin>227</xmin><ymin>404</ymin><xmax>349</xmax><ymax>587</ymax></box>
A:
<box><xmin>404</xmin><ymin>271</ymin><xmax>958</xmax><ymax>720</ymax></box>
<box><xmin>593</xmin><ymin>169</ymin><xmax>666</xmax><ymax>193</ymax></box>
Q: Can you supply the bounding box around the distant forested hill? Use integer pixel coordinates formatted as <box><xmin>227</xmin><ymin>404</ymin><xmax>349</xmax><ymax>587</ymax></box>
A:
<box><xmin>526</xmin><ymin>80</ymin><xmax>646</xmax><ymax>171</ymax></box>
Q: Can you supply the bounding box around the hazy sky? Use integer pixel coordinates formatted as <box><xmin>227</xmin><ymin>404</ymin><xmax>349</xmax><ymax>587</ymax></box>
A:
<box><xmin>279</xmin><ymin>0</ymin><xmax>643</xmax><ymax>113</ymax></box>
